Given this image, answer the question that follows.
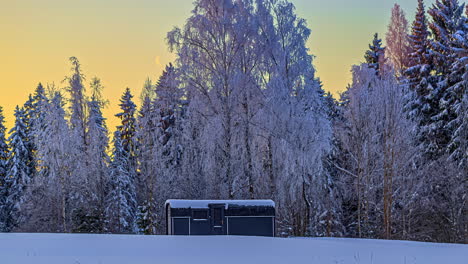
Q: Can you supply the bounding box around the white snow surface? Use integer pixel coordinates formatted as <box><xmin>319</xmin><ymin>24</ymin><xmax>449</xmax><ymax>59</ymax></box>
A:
<box><xmin>165</xmin><ymin>199</ymin><xmax>275</xmax><ymax>209</ymax></box>
<box><xmin>0</xmin><ymin>233</ymin><xmax>466</xmax><ymax>264</ymax></box>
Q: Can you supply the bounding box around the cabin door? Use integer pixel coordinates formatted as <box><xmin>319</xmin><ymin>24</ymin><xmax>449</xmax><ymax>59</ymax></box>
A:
<box><xmin>210</xmin><ymin>205</ymin><xmax>224</xmax><ymax>235</ymax></box>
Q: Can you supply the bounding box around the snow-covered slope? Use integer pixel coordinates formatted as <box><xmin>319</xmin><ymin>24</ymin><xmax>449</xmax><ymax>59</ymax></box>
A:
<box><xmin>0</xmin><ymin>233</ymin><xmax>466</xmax><ymax>264</ymax></box>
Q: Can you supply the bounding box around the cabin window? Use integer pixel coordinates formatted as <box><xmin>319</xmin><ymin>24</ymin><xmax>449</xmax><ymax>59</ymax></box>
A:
<box><xmin>192</xmin><ymin>210</ymin><xmax>208</xmax><ymax>220</ymax></box>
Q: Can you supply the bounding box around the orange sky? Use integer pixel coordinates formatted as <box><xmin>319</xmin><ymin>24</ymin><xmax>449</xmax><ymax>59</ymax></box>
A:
<box><xmin>0</xmin><ymin>0</ymin><xmax>435</xmax><ymax>131</ymax></box>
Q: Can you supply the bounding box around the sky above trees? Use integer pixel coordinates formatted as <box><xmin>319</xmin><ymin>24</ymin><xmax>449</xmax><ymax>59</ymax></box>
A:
<box><xmin>0</xmin><ymin>0</ymin><xmax>437</xmax><ymax>129</ymax></box>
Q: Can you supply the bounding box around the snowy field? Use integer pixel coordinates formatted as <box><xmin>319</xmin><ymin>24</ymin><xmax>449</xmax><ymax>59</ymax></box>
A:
<box><xmin>0</xmin><ymin>234</ymin><xmax>466</xmax><ymax>264</ymax></box>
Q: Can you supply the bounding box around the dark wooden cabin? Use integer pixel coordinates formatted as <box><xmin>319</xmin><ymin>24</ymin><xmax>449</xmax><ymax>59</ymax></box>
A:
<box><xmin>165</xmin><ymin>200</ymin><xmax>275</xmax><ymax>237</ymax></box>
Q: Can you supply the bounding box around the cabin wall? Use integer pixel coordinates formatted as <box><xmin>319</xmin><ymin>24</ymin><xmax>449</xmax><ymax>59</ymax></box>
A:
<box><xmin>226</xmin><ymin>216</ymin><xmax>275</xmax><ymax>237</ymax></box>
<box><xmin>167</xmin><ymin>205</ymin><xmax>275</xmax><ymax>236</ymax></box>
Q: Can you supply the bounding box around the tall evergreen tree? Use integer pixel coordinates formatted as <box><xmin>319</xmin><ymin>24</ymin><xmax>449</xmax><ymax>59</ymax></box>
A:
<box><xmin>23</xmin><ymin>91</ymin><xmax>74</xmax><ymax>232</ymax></box>
<box><xmin>5</xmin><ymin>107</ymin><xmax>31</xmax><ymax>231</ymax></box>
<box><xmin>66</xmin><ymin>57</ymin><xmax>87</xmax><ymax>145</ymax></box>
<box><xmin>116</xmin><ymin>88</ymin><xmax>137</xmax><ymax>163</ymax></box>
<box><xmin>405</xmin><ymin>0</ymin><xmax>431</xmax><ymax>114</ymax></box>
<box><xmin>407</xmin><ymin>0</ymin><xmax>430</xmax><ymax>75</ymax></box>
<box><xmin>0</xmin><ymin>107</ymin><xmax>9</xmax><ymax>231</ymax></box>
<box><xmin>428</xmin><ymin>0</ymin><xmax>464</xmax><ymax>75</ymax></box>
<box><xmin>404</xmin><ymin>0</ymin><xmax>440</xmax><ymax>159</ymax></box>
<box><xmin>364</xmin><ymin>33</ymin><xmax>386</xmax><ymax>76</ymax></box>
<box><xmin>106</xmin><ymin>130</ymin><xmax>137</xmax><ymax>234</ymax></box>
<box><xmin>154</xmin><ymin>63</ymin><xmax>184</xmax><ymax>178</ymax></box>
<box><xmin>135</xmin><ymin>94</ymin><xmax>159</xmax><ymax>234</ymax></box>
<box><xmin>447</xmin><ymin>17</ymin><xmax>468</xmax><ymax>161</ymax></box>
<box><xmin>424</xmin><ymin>0</ymin><xmax>466</xmax><ymax>158</ymax></box>
<box><xmin>21</xmin><ymin>95</ymin><xmax>37</xmax><ymax>183</ymax></box>
<box><xmin>111</xmin><ymin>88</ymin><xmax>138</xmax><ymax>233</ymax></box>
<box><xmin>139</xmin><ymin>78</ymin><xmax>155</xmax><ymax>103</ymax></box>
<box><xmin>75</xmin><ymin>77</ymin><xmax>110</xmax><ymax>233</ymax></box>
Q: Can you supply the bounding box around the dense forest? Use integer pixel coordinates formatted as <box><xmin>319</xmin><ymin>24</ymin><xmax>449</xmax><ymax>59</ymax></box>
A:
<box><xmin>0</xmin><ymin>0</ymin><xmax>466</xmax><ymax>243</ymax></box>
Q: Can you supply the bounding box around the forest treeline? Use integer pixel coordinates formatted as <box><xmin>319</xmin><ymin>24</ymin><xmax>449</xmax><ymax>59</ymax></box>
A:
<box><xmin>0</xmin><ymin>0</ymin><xmax>466</xmax><ymax>243</ymax></box>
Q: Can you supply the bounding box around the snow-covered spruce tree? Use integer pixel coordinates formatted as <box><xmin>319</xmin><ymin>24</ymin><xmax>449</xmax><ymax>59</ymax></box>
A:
<box><xmin>110</xmin><ymin>88</ymin><xmax>138</xmax><ymax>234</ymax></box>
<box><xmin>405</xmin><ymin>0</ymin><xmax>433</xmax><ymax>123</ymax></box>
<box><xmin>320</xmin><ymin>92</ymin><xmax>346</xmax><ymax>237</ymax></box>
<box><xmin>407</xmin><ymin>1</ymin><xmax>468</xmax><ymax>242</ymax></box>
<box><xmin>444</xmin><ymin>6</ymin><xmax>468</xmax><ymax>243</ymax></box>
<box><xmin>153</xmin><ymin>64</ymin><xmax>185</xmax><ymax>197</ymax></box>
<box><xmin>364</xmin><ymin>33</ymin><xmax>386</xmax><ymax>76</ymax></box>
<box><xmin>65</xmin><ymin>57</ymin><xmax>87</xmax><ymax>144</ymax></box>
<box><xmin>106</xmin><ymin>130</ymin><xmax>137</xmax><ymax>234</ymax></box>
<box><xmin>116</xmin><ymin>88</ymin><xmax>137</xmax><ymax>180</ymax></box>
<box><xmin>22</xmin><ymin>91</ymin><xmax>76</xmax><ymax>232</ymax></box>
<box><xmin>136</xmin><ymin>197</ymin><xmax>158</xmax><ymax>235</ymax></box>
<box><xmin>73</xmin><ymin>77</ymin><xmax>110</xmax><ymax>233</ymax></box>
<box><xmin>385</xmin><ymin>4</ymin><xmax>410</xmax><ymax>77</ymax></box>
<box><xmin>447</xmin><ymin>17</ymin><xmax>468</xmax><ymax>165</ymax></box>
<box><xmin>446</xmin><ymin>5</ymin><xmax>468</xmax><ymax>160</ymax></box>
<box><xmin>139</xmin><ymin>77</ymin><xmax>155</xmax><ymax>103</ymax></box>
<box><xmin>424</xmin><ymin>0</ymin><xmax>466</xmax><ymax>158</ymax></box>
<box><xmin>19</xmin><ymin>84</ymin><xmax>48</xmax><ymax>181</ymax></box>
<box><xmin>135</xmin><ymin>92</ymin><xmax>159</xmax><ymax>234</ymax></box>
<box><xmin>4</xmin><ymin>107</ymin><xmax>31</xmax><ymax>231</ymax></box>
<box><xmin>137</xmin><ymin>64</ymin><xmax>186</xmax><ymax>234</ymax></box>
<box><xmin>0</xmin><ymin>106</ymin><xmax>9</xmax><ymax>232</ymax></box>
<box><xmin>406</xmin><ymin>0</ymin><xmax>430</xmax><ymax>82</ymax></box>
<box><xmin>177</xmin><ymin>95</ymin><xmax>206</xmax><ymax>200</ymax></box>
<box><xmin>21</xmin><ymin>95</ymin><xmax>37</xmax><ymax>186</ymax></box>
<box><xmin>63</xmin><ymin>57</ymin><xmax>95</xmax><ymax>232</ymax></box>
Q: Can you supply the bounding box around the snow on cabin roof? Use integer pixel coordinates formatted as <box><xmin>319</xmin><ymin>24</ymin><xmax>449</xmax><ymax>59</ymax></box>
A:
<box><xmin>165</xmin><ymin>199</ymin><xmax>275</xmax><ymax>209</ymax></box>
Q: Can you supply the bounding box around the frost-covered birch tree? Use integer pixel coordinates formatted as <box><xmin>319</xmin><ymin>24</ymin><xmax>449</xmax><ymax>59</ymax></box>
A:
<box><xmin>167</xmin><ymin>0</ymin><xmax>333</xmax><ymax>236</ymax></box>
<box><xmin>385</xmin><ymin>4</ymin><xmax>410</xmax><ymax>77</ymax></box>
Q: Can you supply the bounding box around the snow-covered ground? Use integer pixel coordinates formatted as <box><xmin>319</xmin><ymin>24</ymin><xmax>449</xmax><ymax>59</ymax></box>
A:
<box><xmin>0</xmin><ymin>233</ymin><xmax>466</xmax><ymax>264</ymax></box>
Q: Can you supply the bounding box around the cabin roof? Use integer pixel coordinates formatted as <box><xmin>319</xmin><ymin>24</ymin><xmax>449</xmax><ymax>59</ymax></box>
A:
<box><xmin>165</xmin><ymin>199</ymin><xmax>275</xmax><ymax>209</ymax></box>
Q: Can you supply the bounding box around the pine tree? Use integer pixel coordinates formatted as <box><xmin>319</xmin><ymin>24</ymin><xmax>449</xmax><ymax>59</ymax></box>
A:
<box><xmin>5</xmin><ymin>106</ymin><xmax>31</xmax><ymax>231</ymax></box>
<box><xmin>0</xmin><ymin>107</ymin><xmax>9</xmax><ymax>231</ymax></box>
<box><xmin>106</xmin><ymin>130</ymin><xmax>137</xmax><ymax>234</ymax></box>
<box><xmin>364</xmin><ymin>33</ymin><xmax>386</xmax><ymax>76</ymax></box>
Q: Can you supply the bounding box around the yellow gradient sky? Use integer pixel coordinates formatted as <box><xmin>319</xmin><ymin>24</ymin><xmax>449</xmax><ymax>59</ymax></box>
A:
<box><xmin>0</xmin><ymin>0</ymin><xmax>436</xmax><ymax>131</ymax></box>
